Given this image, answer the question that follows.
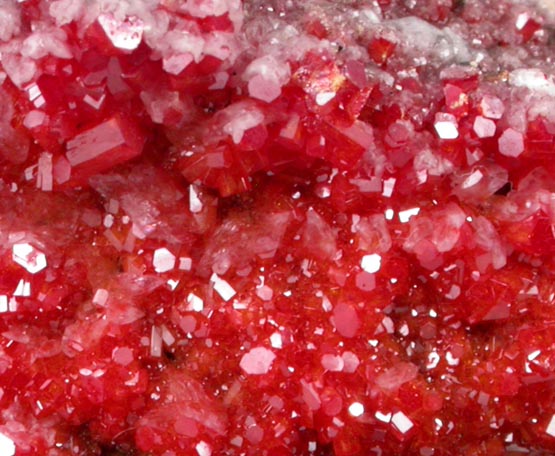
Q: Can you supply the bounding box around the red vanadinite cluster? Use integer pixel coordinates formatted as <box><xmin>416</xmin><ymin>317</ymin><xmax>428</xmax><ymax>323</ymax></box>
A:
<box><xmin>1</xmin><ymin>0</ymin><xmax>555</xmax><ymax>455</ymax></box>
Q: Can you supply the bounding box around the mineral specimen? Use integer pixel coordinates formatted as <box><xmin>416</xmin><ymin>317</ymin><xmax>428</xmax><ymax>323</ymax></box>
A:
<box><xmin>0</xmin><ymin>0</ymin><xmax>553</xmax><ymax>455</ymax></box>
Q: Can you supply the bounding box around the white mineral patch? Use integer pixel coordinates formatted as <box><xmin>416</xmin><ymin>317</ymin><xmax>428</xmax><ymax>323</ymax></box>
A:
<box><xmin>361</xmin><ymin>253</ymin><xmax>382</xmax><ymax>274</ymax></box>
<box><xmin>387</xmin><ymin>16</ymin><xmax>471</xmax><ymax>64</ymax></box>
<box><xmin>12</xmin><ymin>243</ymin><xmax>47</xmax><ymax>274</ymax></box>
<box><xmin>222</xmin><ymin>104</ymin><xmax>264</xmax><ymax>144</ymax></box>
<box><xmin>509</xmin><ymin>68</ymin><xmax>555</xmax><ymax>96</ymax></box>
<box><xmin>153</xmin><ymin>247</ymin><xmax>176</xmax><ymax>273</ymax></box>
<box><xmin>210</xmin><ymin>273</ymin><xmax>236</xmax><ymax>301</ymax></box>
<box><xmin>434</xmin><ymin>113</ymin><xmax>459</xmax><ymax>139</ymax></box>
<box><xmin>0</xmin><ymin>433</ymin><xmax>15</xmax><ymax>456</ymax></box>
<box><xmin>392</xmin><ymin>411</ymin><xmax>414</xmax><ymax>433</ymax></box>
<box><xmin>348</xmin><ymin>402</ymin><xmax>365</xmax><ymax>417</ymax></box>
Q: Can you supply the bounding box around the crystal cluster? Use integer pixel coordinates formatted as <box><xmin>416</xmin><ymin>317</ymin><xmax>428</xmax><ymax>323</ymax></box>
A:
<box><xmin>0</xmin><ymin>0</ymin><xmax>554</xmax><ymax>455</ymax></box>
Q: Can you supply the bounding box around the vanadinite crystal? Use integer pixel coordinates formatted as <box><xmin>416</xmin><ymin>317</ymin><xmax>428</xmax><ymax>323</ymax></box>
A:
<box><xmin>2</xmin><ymin>0</ymin><xmax>555</xmax><ymax>454</ymax></box>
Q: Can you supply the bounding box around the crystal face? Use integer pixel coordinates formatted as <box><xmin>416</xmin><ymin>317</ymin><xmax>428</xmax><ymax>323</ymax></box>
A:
<box><xmin>1</xmin><ymin>0</ymin><xmax>555</xmax><ymax>455</ymax></box>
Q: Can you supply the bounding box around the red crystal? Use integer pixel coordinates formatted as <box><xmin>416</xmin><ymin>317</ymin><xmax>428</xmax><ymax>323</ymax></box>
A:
<box><xmin>0</xmin><ymin>0</ymin><xmax>555</xmax><ymax>455</ymax></box>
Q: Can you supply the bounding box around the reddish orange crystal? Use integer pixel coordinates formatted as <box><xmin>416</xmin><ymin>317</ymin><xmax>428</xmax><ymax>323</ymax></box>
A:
<box><xmin>0</xmin><ymin>0</ymin><xmax>554</xmax><ymax>455</ymax></box>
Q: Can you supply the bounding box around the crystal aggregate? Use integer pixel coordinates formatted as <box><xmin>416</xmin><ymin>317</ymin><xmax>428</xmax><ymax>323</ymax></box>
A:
<box><xmin>0</xmin><ymin>0</ymin><xmax>553</xmax><ymax>455</ymax></box>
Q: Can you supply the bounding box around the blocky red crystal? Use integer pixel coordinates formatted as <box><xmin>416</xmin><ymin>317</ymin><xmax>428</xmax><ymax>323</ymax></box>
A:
<box><xmin>0</xmin><ymin>0</ymin><xmax>554</xmax><ymax>455</ymax></box>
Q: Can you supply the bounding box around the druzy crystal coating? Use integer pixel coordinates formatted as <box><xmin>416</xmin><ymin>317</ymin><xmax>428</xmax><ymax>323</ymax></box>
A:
<box><xmin>0</xmin><ymin>0</ymin><xmax>554</xmax><ymax>455</ymax></box>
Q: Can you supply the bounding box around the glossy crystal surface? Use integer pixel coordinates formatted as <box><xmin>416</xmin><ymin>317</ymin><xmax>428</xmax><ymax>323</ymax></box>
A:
<box><xmin>0</xmin><ymin>0</ymin><xmax>554</xmax><ymax>455</ymax></box>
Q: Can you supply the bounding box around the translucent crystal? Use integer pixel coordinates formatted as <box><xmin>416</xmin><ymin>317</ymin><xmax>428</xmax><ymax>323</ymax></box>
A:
<box><xmin>0</xmin><ymin>4</ymin><xmax>20</xmax><ymax>42</ymax></box>
<box><xmin>49</xmin><ymin>0</ymin><xmax>84</xmax><ymax>26</ymax></box>
<box><xmin>244</xmin><ymin>55</ymin><xmax>290</xmax><ymax>103</ymax></box>
<box><xmin>391</xmin><ymin>411</ymin><xmax>414</xmax><ymax>434</ymax></box>
<box><xmin>473</xmin><ymin>116</ymin><xmax>496</xmax><ymax>138</ymax></box>
<box><xmin>220</xmin><ymin>102</ymin><xmax>264</xmax><ymax>144</ymax></box>
<box><xmin>332</xmin><ymin>303</ymin><xmax>360</xmax><ymax>338</ymax></box>
<box><xmin>480</xmin><ymin>95</ymin><xmax>505</xmax><ymax>119</ymax></box>
<box><xmin>321</xmin><ymin>354</ymin><xmax>344</xmax><ymax>372</ymax></box>
<box><xmin>66</xmin><ymin>116</ymin><xmax>145</xmax><ymax>179</ymax></box>
<box><xmin>239</xmin><ymin>347</ymin><xmax>276</xmax><ymax>375</ymax></box>
<box><xmin>1</xmin><ymin>0</ymin><xmax>554</xmax><ymax>454</ymax></box>
<box><xmin>498</xmin><ymin>128</ymin><xmax>524</xmax><ymax>157</ymax></box>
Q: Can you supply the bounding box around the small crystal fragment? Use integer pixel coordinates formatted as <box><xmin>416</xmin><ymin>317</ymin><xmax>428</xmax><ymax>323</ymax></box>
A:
<box><xmin>163</xmin><ymin>53</ymin><xmax>194</xmax><ymax>75</ymax></box>
<box><xmin>247</xmin><ymin>55</ymin><xmax>290</xmax><ymax>103</ymax></box>
<box><xmin>189</xmin><ymin>185</ymin><xmax>203</xmax><ymax>213</ymax></box>
<box><xmin>461</xmin><ymin>169</ymin><xmax>484</xmax><ymax>189</ymax></box>
<box><xmin>150</xmin><ymin>326</ymin><xmax>163</xmax><ymax>357</ymax></box>
<box><xmin>509</xmin><ymin>69</ymin><xmax>555</xmax><ymax>96</ymax></box>
<box><xmin>196</xmin><ymin>441</ymin><xmax>212</xmax><ymax>456</ymax></box>
<box><xmin>342</xmin><ymin>351</ymin><xmax>360</xmax><ymax>373</ymax></box>
<box><xmin>36</xmin><ymin>152</ymin><xmax>53</xmax><ymax>191</ymax></box>
<box><xmin>222</xmin><ymin>103</ymin><xmax>264</xmax><ymax>144</ymax></box>
<box><xmin>434</xmin><ymin>113</ymin><xmax>459</xmax><ymax>139</ymax></box>
<box><xmin>0</xmin><ymin>296</ymin><xmax>8</xmax><ymax>313</ymax></box>
<box><xmin>21</xmin><ymin>30</ymin><xmax>72</xmax><ymax>59</ymax></box>
<box><xmin>153</xmin><ymin>248</ymin><xmax>176</xmax><ymax>273</ymax></box>
<box><xmin>355</xmin><ymin>271</ymin><xmax>376</xmax><ymax>292</ymax></box>
<box><xmin>12</xmin><ymin>243</ymin><xmax>47</xmax><ymax>274</ymax></box>
<box><xmin>179</xmin><ymin>257</ymin><xmax>193</xmax><ymax>271</ymax></box>
<box><xmin>480</xmin><ymin>95</ymin><xmax>505</xmax><ymax>119</ymax></box>
<box><xmin>240</xmin><ymin>347</ymin><xmax>276</xmax><ymax>375</ymax></box>
<box><xmin>112</xmin><ymin>347</ymin><xmax>134</xmax><ymax>366</ymax></box>
<box><xmin>375</xmin><ymin>411</ymin><xmax>392</xmax><ymax>423</ymax></box>
<box><xmin>269</xmin><ymin>332</ymin><xmax>282</xmax><ymax>349</ymax></box>
<box><xmin>399</xmin><ymin>208</ymin><xmax>420</xmax><ymax>223</ymax></box>
<box><xmin>14</xmin><ymin>279</ymin><xmax>31</xmax><ymax>297</ymax></box>
<box><xmin>315</xmin><ymin>92</ymin><xmax>336</xmax><ymax>106</ymax></box>
<box><xmin>66</xmin><ymin>121</ymin><xmax>124</xmax><ymax>167</ymax></box>
<box><xmin>187</xmin><ymin>293</ymin><xmax>204</xmax><ymax>312</ymax></box>
<box><xmin>382</xmin><ymin>178</ymin><xmax>396</xmax><ymax>197</ymax></box>
<box><xmin>210</xmin><ymin>273</ymin><xmax>236</xmax><ymax>301</ymax></box>
<box><xmin>23</xmin><ymin>110</ymin><xmax>46</xmax><ymax>129</ymax></box>
<box><xmin>473</xmin><ymin>116</ymin><xmax>496</xmax><ymax>138</ymax></box>
<box><xmin>302</xmin><ymin>208</ymin><xmax>337</xmax><ymax>260</ymax></box>
<box><xmin>0</xmin><ymin>433</ymin><xmax>15</xmax><ymax>456</ymax></box>
<box><xmin>161</xmin><ymin>325</ymin><xmax>175</xmax><ymax>346</ymax></box>
<box><xmin>302</xmin><ymin>380</ymin><xmax>321</xmax><ymax>410</ymax></box>
<box><xmin>392</xmin><ymin>411</ymin><xmax>414</xmax><ymax>434</ymax></box>
<box><xmin>348</xmin><ymin>402</ymin><xmax>364</xmax><ymax>417</ymax></box>
<box><xmin>360</xmin><ymin>254</ymin><xmax>381</xmax><ymax>274</ymax></box>
<box><xmin>498</xmin><ymin>128</ymin><xmax>524</xmax><ymax>157</ymax></box>
<box><xmin>256</xmin><ymin>285</ymin><xmax>273</xmax><ymax>301</ymax></box>
<box><xmin>3</xmin><ymin>54</ymin><xmax>36</xmax><ymax>87</ymax></box>
<box><xmin>332</xmin><ymin>303</ymin><xmax>360</xmax><ymax>338</ymax></box>
<box><xmin>376</xmin><ymin>363</ymin><xmax>418</xmax><ymax>391</ymax></box>
<box><xmin>546</xmin><ymin>415</ymin><xmax>555</xmax><ymax>437</ymax></box>
<box><xmin>321</xmin><ymin>354</ymin><xmax>344</xmax><ymax>372</ymax></box>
